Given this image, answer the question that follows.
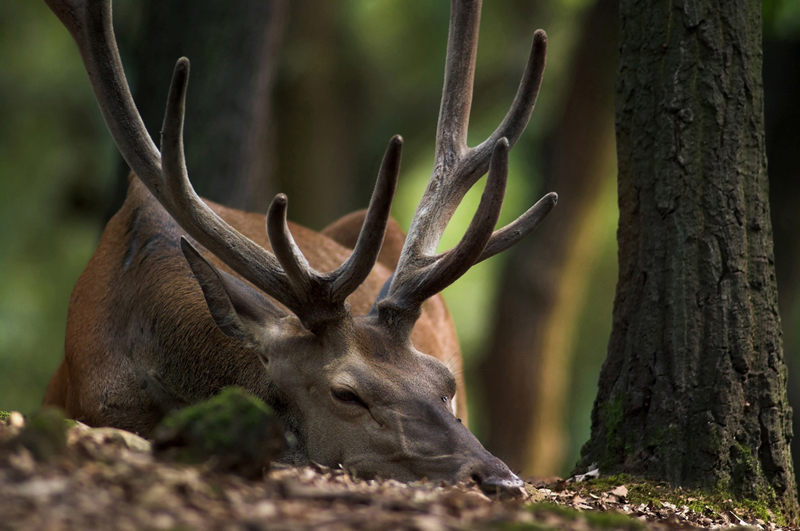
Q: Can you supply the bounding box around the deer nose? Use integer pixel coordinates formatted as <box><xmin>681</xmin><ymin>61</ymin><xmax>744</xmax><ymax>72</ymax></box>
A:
<box><xmin>462</xmin><ymin>457</ymin><xmax>525</xmax><ymax>495</ymax></box>
<box><xmin>478</xmin><ymin>473</ymin><xmax>524</xmax><ymax>495</ymax></box>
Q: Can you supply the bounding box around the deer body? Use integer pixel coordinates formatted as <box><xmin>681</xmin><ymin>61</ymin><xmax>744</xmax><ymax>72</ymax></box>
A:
<box><xmin>46</xmin><ymin>178</ymin><xmax>462</xmax><ymax>437</ymax></box>
<box><xmin>43</xmin><ymin>0</ymin><xmax>557</xmax><ymax>491</ymax></box>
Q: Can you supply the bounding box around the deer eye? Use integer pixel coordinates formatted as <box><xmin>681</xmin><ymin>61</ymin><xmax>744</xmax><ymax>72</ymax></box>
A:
<box><xmin>331</xmin><ymin>388</ymin><xmax>367</xmax><ymax>408</ymax></box>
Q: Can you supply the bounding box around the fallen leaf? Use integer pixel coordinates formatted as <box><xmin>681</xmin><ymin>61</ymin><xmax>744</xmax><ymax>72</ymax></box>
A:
<box><xmin>609</xmin><ymin>485</ymin><xmax>628</xmax><ymax>498</ymax></box>
<box><xmin>572</xmin><ymin>467</ymin><xmax>600</xmax><ymax>482</ymax></box>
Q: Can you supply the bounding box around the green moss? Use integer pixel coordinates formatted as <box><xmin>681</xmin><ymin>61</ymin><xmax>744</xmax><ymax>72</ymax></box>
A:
<box><xmin>601</xmin><ymin>395</ymin><xmax>625</xmax><ymax>468</ymax></box>
<box><xmin>494</xmin><ymin>503</ymin><xmax>576</xmax><ymax>530</ymax></box>
<box><xmin>493</xmin><ymin>522</ymin><xmax>556</xmax><ymax>531</ymax></box>
<box><xmin>730</xmin><ymin>442</ymin><xmax>780</xmax><ymax>504</ymax></box>
<box><xmin>528</xmin><ymin>502</ymin><xmax>580</xmax><ymax>520</ymax></box>
<box><xmin>495</xmin><ymin>503</ymin><xmax>643</xmax><ymax>530</ymax></box>
<box><xmin>152</xmin><ymin>387</ymin><xmax>286</xmax><ymax>478</ymax></box>
<box><xmin>0</xmin><ymin>411</ymin><xmax>10</xmax><ymax>421</ymax></box>
<box><xmin>11</xmin><ymin>407</ymin><xmax>69</xmax><ymax>461</ymax></box>
<box><xmin>584</xmin><ymin>510</ymin><xmax>644</xmax><ymax>530</ymax></box>
<box><xmin>572</xmin><ymin>474</ymin><xmax>785</xmax><ymax>526</ymax></box>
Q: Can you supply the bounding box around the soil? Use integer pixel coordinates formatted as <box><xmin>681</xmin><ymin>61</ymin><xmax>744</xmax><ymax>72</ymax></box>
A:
<box><xmin>0</xmin><ymin>411</ymin><xmax>792</xmax><ymax>530</ymax></box>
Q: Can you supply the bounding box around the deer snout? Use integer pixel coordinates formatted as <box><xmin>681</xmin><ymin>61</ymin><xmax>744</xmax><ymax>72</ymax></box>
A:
<box><xmin>479</xmin><ymin>472</ymin><xmax>525</xmax><ymax>495</ymax></box>
<box><xmin>458</xmin><ymin>455</ymin><xmax>524</xmax><ymax>495</ymax></box>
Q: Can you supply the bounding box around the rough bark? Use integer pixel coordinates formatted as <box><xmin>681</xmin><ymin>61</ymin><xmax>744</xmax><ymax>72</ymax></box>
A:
<box><xmin>578</xmin><ymin>0</ymin><xmax>798</xmax><ymax>520</ymax></box>
<box><xmin>109</xmin><ymin>0</ymin><xmax>286</xmax><ymax>213</ymax></box>
<box><xmin>478</xmin><ymin>0</ymin><xmax>618</xmax><ymax>476</ymax></box>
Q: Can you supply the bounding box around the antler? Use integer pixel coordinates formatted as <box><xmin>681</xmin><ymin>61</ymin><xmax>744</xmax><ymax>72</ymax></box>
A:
<box><xmin>378</xmin><ymin>0</ymin><xmax>557</xmax><ymax>327</ymax></box>
<box><xmin>46</xmin><ymin>0</ymin><xmax>400</xmax><ymax>332</ymax></box>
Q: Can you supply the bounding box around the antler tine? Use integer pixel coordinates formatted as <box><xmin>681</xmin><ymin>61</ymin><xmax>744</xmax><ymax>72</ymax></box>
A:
<box><xmin>436</xmin><ymin>9</ymin><xmax>548</xmax><ymax>195</ymax></box>
<box><xmin>330</xmin><ymin>136</ymin><xmax>402</xmax><ymax>304</ymax></box>
<box><xmin>467</xmin><ymin>30</ymin><xmax>547</xmax><ymax>179</ymax></box>
<box><xmin>161</xmin><ymin>59</ymin><xmax>301</xmax><ymax>312</ymax></box>
<box><xmin>477</xmin><ymin>191</ymin><xmax>558</xmax><ymax>263</ymax></box>
<box><xmin>263</xmin><ymin>137</ymin><xmax>401</xmax><ymax>327</ymax></box>
<box><xmin>265</xmin><ymin>194</ymin><xmax>316</xmax><ymax>303</ymax></box>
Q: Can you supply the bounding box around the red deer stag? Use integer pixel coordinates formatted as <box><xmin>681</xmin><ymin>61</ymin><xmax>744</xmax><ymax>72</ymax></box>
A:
<box><xmin>43</xmin><ymin>0</ymin><xmax>556</xmax><ymax>492</ymax></box>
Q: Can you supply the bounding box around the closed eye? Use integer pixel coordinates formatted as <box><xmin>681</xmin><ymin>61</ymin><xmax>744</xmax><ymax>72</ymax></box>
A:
<box><xmin>331</xmin><ymin>388</ymin><xmax>368</xmax><ymax>408</ymax></box>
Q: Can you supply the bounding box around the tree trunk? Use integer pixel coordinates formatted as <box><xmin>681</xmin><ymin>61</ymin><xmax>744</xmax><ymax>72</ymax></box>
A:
<box><xmin>109</xmin><ymin>0</ymin><xmax>286</xmax><ymax>213</ymax></box>
<box><xmin>578</xmin><ymin>0</ymin><xmax>798</xmax><ymax>520</ymax></box>
<box><xmin>273</xmin><ymin>0</ymin><xmax>366</xmax><ymax>230</ymax></box>
<box><xmin>478</xmin><ymin>0</ymin><xmax>618</xmax><ymax>476</ymax></box>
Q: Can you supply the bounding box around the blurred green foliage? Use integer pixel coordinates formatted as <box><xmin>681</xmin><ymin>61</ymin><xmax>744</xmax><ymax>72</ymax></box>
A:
<box><xmin>0</xmin><ymin>0</ymin><xmax>114</xmax><ymax>412</ymax></box>
<box><xmin>764</xmin><ymin>0</ymin><xmax>800</xmax><ymax>38</ymax></box>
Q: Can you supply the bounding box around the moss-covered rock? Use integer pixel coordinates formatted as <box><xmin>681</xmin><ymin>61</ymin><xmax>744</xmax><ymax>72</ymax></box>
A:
<box><xmin>1</xmin><ymin>407</ymin><xmax>70</xmax><ymax>462</ymax></box>
<box><xmin>152</xmin><ymin>387</ymin><xmax>286</xmax><ymax>478</ymax></box>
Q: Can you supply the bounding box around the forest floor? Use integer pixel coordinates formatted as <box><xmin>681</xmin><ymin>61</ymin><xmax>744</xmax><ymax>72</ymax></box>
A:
<box><xmin>0</xmin><ymin>410</ymin><xmax>792</xmax><ymax>530</ymax></box>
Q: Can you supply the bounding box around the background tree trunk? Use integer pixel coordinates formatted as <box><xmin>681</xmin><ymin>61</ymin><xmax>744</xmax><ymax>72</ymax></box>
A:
<box><xmin>577</xmin><ymin>0</ymin><xmax>798</xmax><ymax>520</ymax></box>
<box><xmin>763</xmin><ymin>37</ymin><xmax>800</xmax><ymax>495</ymax></box>
<box><xmin>478</xmin><ymin>0</ymin><xmax>618</xmax><ymax>476</ymax></box>
<box><xmin>110</xmin><ymin>0</ymin><xmax>286</xmax><ymax>213</ymax></box>
<box><xmin>272</xmin><ymin>0</ymin><xmax>367</xmax><ymax>230</ymax></box>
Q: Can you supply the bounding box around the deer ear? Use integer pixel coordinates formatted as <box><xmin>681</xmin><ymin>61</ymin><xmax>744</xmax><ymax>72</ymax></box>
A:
<box><xmin>180</xmin><ymin>238</ymin><xmax>286</xmax><ymax>346</ymax></box>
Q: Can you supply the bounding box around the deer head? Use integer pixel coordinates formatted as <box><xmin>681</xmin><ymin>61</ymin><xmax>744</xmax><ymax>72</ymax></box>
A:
<box><xmin>45</xmin><ymin>0</ymin><xmax>556</xmax><ymax>492</ymax></box>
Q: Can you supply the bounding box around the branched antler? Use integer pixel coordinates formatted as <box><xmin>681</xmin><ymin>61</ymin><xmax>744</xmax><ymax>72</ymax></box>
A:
<box><xmin>378</xmin><ymin>0</ymin><xmax>557</xmax><ymax>329</ymax></box>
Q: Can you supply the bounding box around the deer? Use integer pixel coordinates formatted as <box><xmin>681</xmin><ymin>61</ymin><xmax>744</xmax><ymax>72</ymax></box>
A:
<box><xmin>42</xmin><ymin>0</ymin><xmax>556</xmax><ymax>493</ymax></box>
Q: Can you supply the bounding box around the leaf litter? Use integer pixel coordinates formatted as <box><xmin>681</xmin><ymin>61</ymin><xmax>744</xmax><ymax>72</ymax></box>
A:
<box><xmin>0</xmin><ymin>412</ymin><xmax>792</xmax><ymax>530</ymax></box>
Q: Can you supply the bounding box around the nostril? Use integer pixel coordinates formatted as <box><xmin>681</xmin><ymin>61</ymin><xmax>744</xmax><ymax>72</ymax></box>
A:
<box><xmin>470</xmin><ymin>472</ymin><xmax>484</xmax><ymax>485</ymax></box>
